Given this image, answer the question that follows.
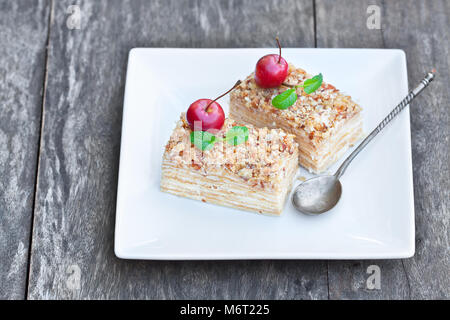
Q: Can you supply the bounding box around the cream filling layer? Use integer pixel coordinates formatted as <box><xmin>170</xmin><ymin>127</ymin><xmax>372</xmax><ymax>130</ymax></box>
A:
<box><xmin>160</xmin><ymin>155</ymin><xmax>298</xmax><ymax>215</ymax></box>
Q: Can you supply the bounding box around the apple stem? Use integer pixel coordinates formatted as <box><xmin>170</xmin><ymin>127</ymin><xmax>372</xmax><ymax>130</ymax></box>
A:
<box><xmin>206</xmin><ymin>80</ymin><xmax>242</xmax><ymax>109</ymax></box>
<box><xmin>276</xmin><ymin>37</ymin><xmax>282</xmax><ymax>63</ymax></box>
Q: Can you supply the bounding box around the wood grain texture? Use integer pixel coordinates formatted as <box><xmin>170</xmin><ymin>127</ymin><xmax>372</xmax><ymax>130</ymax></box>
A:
<box><xmin>0</xmin><ymin>0</ymin><xmax>50</xmax><ymax>299</ymax></box>
<box><xmin>27</xmin><ymin>0</ymin><xmax>328</xmax><ymax>299</ymax></box>
<box><xmin>383</xmin><ymin>0</ymin><xmax>449</xmax><ymax>300</ymax></box>
<box><xmin>316</xmin><ymin>0</ymin><xmax>449</xmax><ymax>299</ymax></box>
<box><xmin>316</xmin><ymin>0</ymin><xmax>384</xmax><ymax>48</ymax></box>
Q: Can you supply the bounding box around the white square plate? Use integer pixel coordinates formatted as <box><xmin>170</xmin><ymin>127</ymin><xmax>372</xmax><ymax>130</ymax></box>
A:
<box><xmin>115</xmin><ymin>48</ymin><xmax>414</xmax><ymax>260</ymax></box>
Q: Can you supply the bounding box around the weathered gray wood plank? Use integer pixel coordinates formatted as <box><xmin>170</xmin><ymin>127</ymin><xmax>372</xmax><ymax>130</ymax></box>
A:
<box><xmin>316</xmin><ymin>0</ymin><xmax>449</xmax><ymax>299</ymax></box>
<box><xmin>27</xmin><ymin>0</ymin><xmax>328</xmax><ymax>299</ymax></box>
<box><xmin>383</xmin><ymin>0</ymin><xmax>450</xmax><ymax>300</ymax></box>
<box><xmin>0</xmin><ymin>0</ymin><xmax>50</xmax><ymax>299</ymax></box>
<box><xmin>316</xmin><ymin>0</ymin><xmax>385</xmax><ymax>48</ymax></box>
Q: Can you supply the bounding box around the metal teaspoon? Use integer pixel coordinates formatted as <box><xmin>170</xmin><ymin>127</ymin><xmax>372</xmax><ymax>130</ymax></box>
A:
<box><xmin>292</xmin><ymin>71</ymin><xmax>435</xmax><ymax>215</ymax></box>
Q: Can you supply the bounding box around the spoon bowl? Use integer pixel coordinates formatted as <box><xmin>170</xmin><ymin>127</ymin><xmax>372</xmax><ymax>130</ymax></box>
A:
<box><xmin>292</xmin><ymin>175</ymin><xmax>342</xmax><ymax>215</ymax></box>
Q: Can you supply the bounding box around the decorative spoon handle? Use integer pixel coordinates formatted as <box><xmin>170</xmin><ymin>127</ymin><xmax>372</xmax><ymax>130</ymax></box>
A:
<box><xmin>334</xmin><ymin>71</ymin><xmax>435</xmax><ymax>179</ymax></box>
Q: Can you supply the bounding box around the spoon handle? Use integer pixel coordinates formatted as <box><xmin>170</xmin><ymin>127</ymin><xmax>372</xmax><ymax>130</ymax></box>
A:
<box><xmin>334</xmin><ymin>71</ymin><xmax>435</xmax><ymax>179</ymax></box>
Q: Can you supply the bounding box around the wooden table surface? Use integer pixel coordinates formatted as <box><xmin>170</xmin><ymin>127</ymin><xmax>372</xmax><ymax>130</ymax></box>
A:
<box><xmin>0</xmin><ymin>0</ymin><xmax>448</xmax><ymax>300</ymax></box>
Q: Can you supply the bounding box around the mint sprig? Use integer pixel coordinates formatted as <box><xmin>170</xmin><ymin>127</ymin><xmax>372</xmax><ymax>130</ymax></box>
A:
<box><xmin>271</xmin><ymin>73</ymin><xmax>323</xmax><ymax>109</ymax></box>
<box><xmin>271</xmin><ymin>88</ymin><xmax>297</xmax><ymax>110</ymax></box>
<box><xmin>190</xmin><ymin>126</ymin><xmax>249</xmax><ymax>151</ymax></box>
<box><xmin>225</xmin><ymin>126</ymin><xmax>249</xmax><ymax>146</ymax></box>
<box><xmin>190</xmin><ymin>131</ymin><xmax>217</xmax><ymax>151</ymax></box>
<box><xmin>302</xmin><ymin>73</ymin><xmax>323</xmax><ymax>94</ymax></box>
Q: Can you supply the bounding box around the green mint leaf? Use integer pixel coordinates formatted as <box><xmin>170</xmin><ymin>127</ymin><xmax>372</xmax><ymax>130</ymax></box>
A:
<box><xmin>225</xmin><ymin>126</ymin><xmax>249</xmax><ymax>146</ymax></box>
<box><xmin>190</xmin><ymin>131</ymin><xmax>216</xmax><ymax>151</ymax></box>
<box><xmin>271</xmin><ymin>88</ymin><xmax>298</xmax><ymax>109</ymax></box>
<box><xmin>303</xmin><ymin>73</ymin><xmax>323</xmax><ymax>94</ymax></box>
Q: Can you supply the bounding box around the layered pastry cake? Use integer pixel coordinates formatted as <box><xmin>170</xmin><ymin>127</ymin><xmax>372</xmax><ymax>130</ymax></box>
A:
<box><xmin>230</xmin><ymin>65</ymin><xmax>363</xmax><ymax>173</ymax></box>
<box><xmin>160</xmin><ymin>114</ymin><xmax>299</xmax><ymax>215</ymax></box>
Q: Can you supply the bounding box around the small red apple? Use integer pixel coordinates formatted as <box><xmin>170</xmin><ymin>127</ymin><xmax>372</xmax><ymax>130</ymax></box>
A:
<box><xmin>186</xmin><ymin>99</ymin><xmax>225</xmax><ymax>131</ymax></box>
<box><xmin>186</xmin><ymin>80</ymin><xmax>241</xmax><ymax>131</ymax></box>
<box><xmin>254</xmin><ymin>37</ymin><xmax>288</xmax><ymax>88</ymax></box>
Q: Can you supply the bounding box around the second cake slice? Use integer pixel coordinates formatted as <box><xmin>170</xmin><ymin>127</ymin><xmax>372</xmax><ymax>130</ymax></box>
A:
<box><xmin>230</xmin><ymin>65</ymin><xmax>363</xmax><ymax>173</ymax></box>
